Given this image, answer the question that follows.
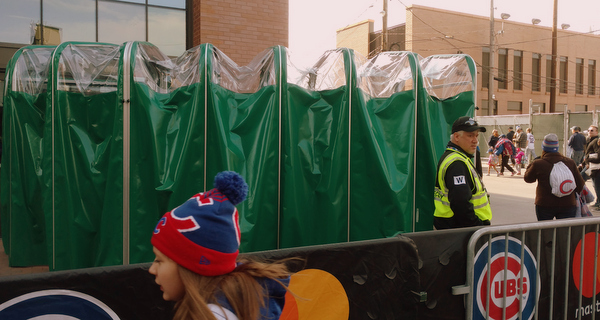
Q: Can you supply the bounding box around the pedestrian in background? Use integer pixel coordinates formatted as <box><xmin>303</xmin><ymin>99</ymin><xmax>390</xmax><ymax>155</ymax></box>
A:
<box><xmin>524</xmin><ymin>134</ymin><xmax>584</xmax><ymax>220</ymax></box>
<box><xmin>525</xmin><ymin>128</ymin><xmax>536</xmax><ymax>164</ymax></box>
<box><xmin>580</xmin><ymin>125</ymin><xmax>600</xmax><ymax>210</ymax></box>
<box><xmin>494</xmin><ymin>134</ymin><xmax>516</xmax><ymax>176</ymax></box>
<box><xmin>506</xmin><ymin>126</ymin><xmax>515</xmax><ymax>141</ymax></box>
<box><xmin>514</xmin><ymin>148</ymin><xmax>525</xmax><ymax>175</ymax></box>
<box><xmin>506</xmin><ymin>126</ymin><xmax>516</xmax><ymax>165</ymax></box>
<box><xmin>568</xmin><ymin>126</ymin><xmax>586</xmax><ymax>166</ymax></box>
<box><xmin>514</xmin><ymin>126</ymin><xmax>527</xmax><ymax>152</ymax></box>
<box><xmin>488</xmin><ymin>129</ymin><xmax>499</xmax><ymax>149</ymax></box>
<box><xmin>486</xmin><ymin>147</ymin><xmax>499</xmax><ymax>176</ymax></box>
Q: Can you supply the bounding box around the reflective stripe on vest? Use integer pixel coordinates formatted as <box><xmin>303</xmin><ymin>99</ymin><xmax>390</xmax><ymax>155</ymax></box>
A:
<box><xmin>434</xmin><ymin>149</ymin><xmax>492</xmax><ymax>221</ymax></box>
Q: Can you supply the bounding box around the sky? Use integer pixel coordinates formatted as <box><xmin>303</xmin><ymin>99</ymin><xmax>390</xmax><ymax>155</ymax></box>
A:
<box><xmin>289</xmin><ymin>0</ymin><xmax>600</xmax><ymax>67</ymax></box>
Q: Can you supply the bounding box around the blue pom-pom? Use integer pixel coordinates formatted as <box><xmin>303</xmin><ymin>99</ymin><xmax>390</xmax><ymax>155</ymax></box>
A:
<box><xmin>214</xmin><ymin>171</ymin><xmax>248</xmax><ymax>205</ymax></box>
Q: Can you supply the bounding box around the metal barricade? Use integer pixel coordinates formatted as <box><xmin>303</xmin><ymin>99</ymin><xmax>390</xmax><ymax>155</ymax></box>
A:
<box><xmin>453</xmin><ymin>217</ymin><xmax>600</xmax><ymax>320</ymax></box>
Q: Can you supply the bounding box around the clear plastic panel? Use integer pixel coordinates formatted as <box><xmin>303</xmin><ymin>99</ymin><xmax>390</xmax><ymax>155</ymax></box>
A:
<box><xmin>288</xmin><ymin>49</ymin><xmax>347</xmax><ymax>91</ymax></box>
<box><xmin>57</xmin><ymin>43</ymin><xmax>120</xmax><ymax>95</ymax></box>
<box><xmin>133</xmin><ymin>43</ymin><xmax>177</xmax><ymax>93</ymax></box>
<box><xmin>10</xmin><ymin>47</ymin><xmax>55</xmax><ymax>94</ymax></box>
<box><xmin>420</xmin><ymin>54</ymin><xmax>474</xmax><ymax>100</ymax></box>
<box><xmin>171</xmin><ymin>46</ymin><xmax>202</xmax><ymax>87</ymax></box>
<box><xmin>133</xmin><ymin>43</ymin><xmax>204</xmax><ymax>91</ymax></box>
<box><xmin>357</xmin><ymin>51</ymin><xmax>414</xmax><ymax>98</ymax></box>
<box><xmin>210</xmin><ymin>47</ymin><xmax>276</xmax><ymax>93</ymax></box>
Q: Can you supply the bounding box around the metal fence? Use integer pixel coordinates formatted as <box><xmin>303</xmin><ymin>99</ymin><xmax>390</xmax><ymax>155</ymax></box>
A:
<box><xmin>453</xmin><ymin>217</ymin><xmax>600</xmax><ymax>320</ymax></box>
<box><xmin>476</xmin><ymin>103</ymin><xmax>598</xmax><ymax>158</ymax></box>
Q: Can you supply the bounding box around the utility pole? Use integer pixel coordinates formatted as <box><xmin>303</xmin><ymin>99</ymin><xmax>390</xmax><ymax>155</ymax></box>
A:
<box><xmin>549</xmin><ymin>0</ymin><xmax>558</xmax><ymax>113</ymax></box>
<box><xmin>382</xmin><ymin>0</ymin><xmax>388</xmax><ymax>52</ymax></box>
<box><xmin>488</xmin><ymin>0</ymin><xmax>495</xmax><ymax>115</ymax></box>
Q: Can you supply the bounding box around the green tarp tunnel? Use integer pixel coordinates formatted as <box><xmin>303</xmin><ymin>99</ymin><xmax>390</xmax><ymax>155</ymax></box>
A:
<box><xmin>415</xmin><ymin>54</ymin><xmax>478</xmax><ymax>231</ymax></box>
<box><xmin>1</xmin><ymin>46</ymin><xmax>55</xmax><ymax>267</ymax></box>
<box><xmin>1</xmin><ymin>42</ymin><xmax>477</xmax><ymax>270</ymax></box>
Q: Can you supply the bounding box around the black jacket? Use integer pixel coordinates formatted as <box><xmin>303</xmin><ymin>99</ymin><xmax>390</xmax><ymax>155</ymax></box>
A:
<box><xmin>568</xmin><ymin>132</ymin><xmax>586</xmax><ymax>151</ymax></box>
<box><xmin>434</xmin><ymin>142</ymin><xmax>490</xmax><ymax>229</ymax></box>
<box><xmin>584</xmin><ymin>135</ymin><xmax>600</xmax><ymax>176</ymax></box>
<box><xmin>488</xmin><ymin>135</ymin><xmax>499</xmax><ymax>148</ymax></box>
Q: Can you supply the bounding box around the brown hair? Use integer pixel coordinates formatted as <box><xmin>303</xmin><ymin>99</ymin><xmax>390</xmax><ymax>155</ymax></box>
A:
<box><xmin>172</xmin><ymin>257</ymin><xmax>292</xmax><ymax>320</ymax></box>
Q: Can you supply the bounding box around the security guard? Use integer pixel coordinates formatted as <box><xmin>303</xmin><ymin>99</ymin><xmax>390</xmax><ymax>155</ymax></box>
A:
<box><xmin>434</xmin><ymin>116</ymin><xmax>492</xmax><ymax>229</ymax></box>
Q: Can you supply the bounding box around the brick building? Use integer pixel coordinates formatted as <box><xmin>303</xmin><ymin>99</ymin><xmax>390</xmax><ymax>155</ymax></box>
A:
<box><xmin>337</xmin><ymin>5</ymin><xmax>600</xmax><ymax>116</ymax></box>
<box><xmin>193</xmin><ymin>0</ymin><xmax>288</xmax><ymax>64</ymax></box>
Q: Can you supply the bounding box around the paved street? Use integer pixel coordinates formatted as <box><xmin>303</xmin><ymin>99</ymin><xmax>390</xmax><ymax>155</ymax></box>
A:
<box><xmin>481</xmin><ymin>163</ymin><xmax>599</xmax><ymax>225</ymax></box>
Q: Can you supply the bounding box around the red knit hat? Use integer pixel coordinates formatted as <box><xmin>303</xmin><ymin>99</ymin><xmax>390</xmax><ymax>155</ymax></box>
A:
<box><xmin>151</xmin><ymin>171</ymin><xmax>248</xmax><ymax>276</ymax></box>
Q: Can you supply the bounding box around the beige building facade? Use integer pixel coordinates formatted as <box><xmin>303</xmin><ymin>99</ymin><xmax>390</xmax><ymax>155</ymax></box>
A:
<box><xmin>337</xmin><ymin>5</ymin><xmax>600</xmax><ymax>116</ymax></box>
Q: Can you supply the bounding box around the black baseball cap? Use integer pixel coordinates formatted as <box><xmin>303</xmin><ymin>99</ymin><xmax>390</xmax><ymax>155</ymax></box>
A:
<box><xmin>451</xmin><ymin>116</ymin><xmax>486</xmax><ymax>133</ymax></box>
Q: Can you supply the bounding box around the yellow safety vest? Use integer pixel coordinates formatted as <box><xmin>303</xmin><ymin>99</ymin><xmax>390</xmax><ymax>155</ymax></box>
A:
<box><xmin>434</xmin><ymin>149</ymin><xmax>492</xmax><ymax>222</ymax></box>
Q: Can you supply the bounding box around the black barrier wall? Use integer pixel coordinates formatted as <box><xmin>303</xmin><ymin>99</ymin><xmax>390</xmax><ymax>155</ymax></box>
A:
<box><xmin>0</xmin><ymin>236</ymin><xmax>423</xmax><ymax>320</ymax></box>
<box><xmin>2</xmin><ymin>223</ymin><xmax>600</xmax><ymax>319</ymax></box>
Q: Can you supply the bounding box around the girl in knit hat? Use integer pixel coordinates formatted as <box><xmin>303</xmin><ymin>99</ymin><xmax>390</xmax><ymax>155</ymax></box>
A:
<box><xmin>149</xmin><ymin>171</ymin><xmax>291</xmax><ymax>320</ymax></box>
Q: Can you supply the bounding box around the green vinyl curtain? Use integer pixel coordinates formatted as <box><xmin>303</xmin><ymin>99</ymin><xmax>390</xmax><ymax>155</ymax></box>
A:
<box><xmin>42</xmin><ymin>42</ymin><xmax>123</xmax><ymax>270</ymax></box>
<box><xmin>1</xmin><ymin>42</ymin><xmax>478</xmax><ymax>270</ymax></box>
<box><xmin>1</xmin><ymin>46</ymin><xmax>54</xmax><ymax>266</ymax></box>
<box><xmin>415</xmin><ymin>54</ymin><xmax>478</xmax><ymax>231</ymax></box>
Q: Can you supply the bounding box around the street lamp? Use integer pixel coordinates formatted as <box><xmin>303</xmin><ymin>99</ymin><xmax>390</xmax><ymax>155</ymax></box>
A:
<box><xmin>498</xmin><ymin>13</ymin><xmax>510</xmax><ymax>35</ymax></box>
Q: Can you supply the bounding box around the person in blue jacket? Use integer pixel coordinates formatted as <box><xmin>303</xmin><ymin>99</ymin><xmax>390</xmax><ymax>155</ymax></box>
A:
<box><xmin>149</xmin><ymin>171</ymin><xmax>291</xmax><ymax>320</ymax></box>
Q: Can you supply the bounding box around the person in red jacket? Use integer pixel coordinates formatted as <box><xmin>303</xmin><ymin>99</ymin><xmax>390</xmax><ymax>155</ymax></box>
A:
<box><xmin>494</xmin><ymin>134</ymin><xmax>516</xmax><ymax>176</ymax></box>
<box><xmin>524</xmin><ymin>134</ymin><xmax>584</xmax><ymax>220</ymax></box>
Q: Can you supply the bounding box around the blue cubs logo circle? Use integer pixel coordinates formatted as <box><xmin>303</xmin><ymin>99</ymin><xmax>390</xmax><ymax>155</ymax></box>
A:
<box><xmin>473</xmin><ymin>236</ymin><xmax>540</xmax><ymax>320</ymax></box>
<box><xmin>0</xmin><ymin>289</ymin><xmax>120</xmax><ymax>319</ymax></box>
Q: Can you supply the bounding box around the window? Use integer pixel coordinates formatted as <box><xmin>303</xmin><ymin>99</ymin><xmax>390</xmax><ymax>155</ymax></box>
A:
<box><xmin>513</xmin><ymin>51</ymin><xmax>523</xmax><ymax>90</ymax></box>
<box><xmin>149</xmin><ymin>0</ymin><xmax>186</xmax><ymax>8</ymax></box>
<box><xmin>148</xmin><ymin>7</ymin><xmax>186</xmax><ymax>56</ymax></box>
<box><xmin>546</xmin><ymin>55</ymin><xmax>552</xmax><ymax>93</ymax></box>
<box><xmin>481</xmin><ymin>99</ymin><xmax>498</xmax><ymax>115</ymax></box>
<box><xmin>0</xmin><ymin>0</ymin><xmax>186</xmax><ymax>55</ymax></box>
<box><xmin>555</xmin><ymin>103</ymin><xmax>567</xmax><ymax>112</ymax></box>
<box><xmin>98</xmin><ymin>2</ymin><xmax>145</xmax><ymax>44</ymax></box>
<box><xmin>576</xmin><ymin>58</ymin><xmax>584</xmax><ymax>94</ymax></box>
<box><xmin>532</xmin><ymin>53</ymin><xmax>541</xmax><ymax>92</ymax></box>
<box><xmin>560</xmin><ymin>56</ymin><xmax>568</xmax><ymax>94</ymax></box>
<box><xmin>0</xmin><ymin>0</ymin><xmax>41</xmax><ymax>43</ymax></box>
<box><xmin>533</xmin><ymin>102</ymin><xmax>546</xmax><ymax>113</ymax></box>
<box><xmin>44</xmin><ymin>0</ymin><xmax>95</xmax><ymax>42</ymax></box>
<box><xmin>498</xmin><ymin>49</ymin><xmax>508</xmax><ymax>90</ymax></box>
<box><xmin>589</xmin><ymin>60</ymin><xmax>596</xmax><ymax>95</ymax></box>
<box><xmin>507</xmin><ymin>101</ymin><xmax>522</xmax><ymax>112</ymax></box>
<box><xmin>575</xmin><ymin>104</ymin><xmax>588</xmax><ymax>111</ymax></box>
<box><xmin>482</xmin><ymin>48</ymin><xmax>490</xmax><ymax>89</ymax></box>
